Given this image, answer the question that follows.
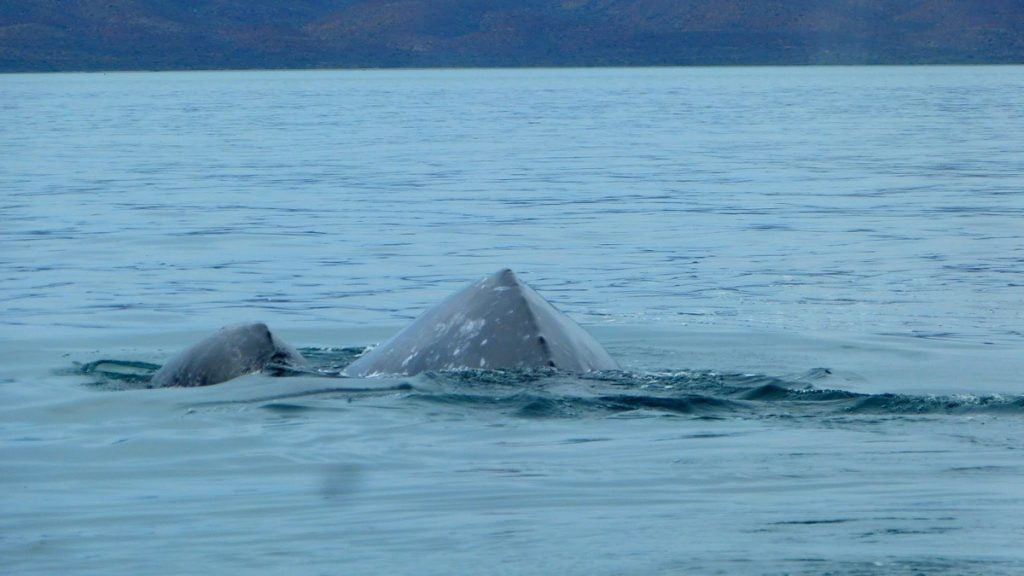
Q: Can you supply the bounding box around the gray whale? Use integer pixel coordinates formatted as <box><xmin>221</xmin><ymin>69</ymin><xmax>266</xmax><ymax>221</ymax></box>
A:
<box><xmin>151</xmin><ymin>322</ymin><xmax>305</xmax><ymax>387</ymax></box>
<box><xmin>343</xmin><ymin>269</ymin><xmax>618</xmax><ymax>377</ymax></box>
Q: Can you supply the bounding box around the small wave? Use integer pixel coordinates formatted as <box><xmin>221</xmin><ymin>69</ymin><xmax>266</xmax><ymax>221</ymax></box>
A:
<box><xmin>71</xmin><ymin>359</ymin><xmax>162</xmax><ymax>390</ymax></box>
<box><xmin>845</xmin><ymin>392</ymin><xmax>1024</xmax><ymax>415</ymax></box>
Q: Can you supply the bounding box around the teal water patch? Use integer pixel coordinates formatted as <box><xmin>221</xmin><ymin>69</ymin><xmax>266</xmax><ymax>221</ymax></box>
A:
<box><xmin>292</xmin><ymin>346</ymin><xmax>367</xmax><ymax>377</ymax></box>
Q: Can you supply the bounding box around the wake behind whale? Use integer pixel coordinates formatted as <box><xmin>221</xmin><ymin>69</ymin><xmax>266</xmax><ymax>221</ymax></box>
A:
<box><xmin>77</xmin><ymin>356</ymin><xmax>1024</xmax><ymax>419</ymax></box>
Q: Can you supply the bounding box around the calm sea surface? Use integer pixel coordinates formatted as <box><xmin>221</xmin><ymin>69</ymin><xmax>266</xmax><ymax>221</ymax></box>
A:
<box><xmin>2</xmin><ymin>66</ymin><xmax>1023</xmax><ymax>575</ymax></box>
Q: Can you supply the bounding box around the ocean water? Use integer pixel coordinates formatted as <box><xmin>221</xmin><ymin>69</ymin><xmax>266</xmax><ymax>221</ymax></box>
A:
<box><xmin>2</xmin><ymin>66</ymin><xmax>1024</xmax><ymax>575</ymax></box>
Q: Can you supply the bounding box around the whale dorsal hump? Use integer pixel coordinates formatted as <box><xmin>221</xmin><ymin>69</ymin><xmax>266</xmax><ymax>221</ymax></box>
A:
<box><xmin>343</xmin><ymin>269</ymin><xmax>618</xmax><ymax>377</ymax></box>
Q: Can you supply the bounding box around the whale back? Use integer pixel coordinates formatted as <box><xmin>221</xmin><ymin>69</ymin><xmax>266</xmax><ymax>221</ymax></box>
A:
<box><xmin>151</xmin><ymin>322</ymin><xmax>305</xmax><ymax>387</ymax></box>
<box><xmin>343</xmin><ymin>269</ymin><xmax>618</xmax><ymax>377</ymax></box>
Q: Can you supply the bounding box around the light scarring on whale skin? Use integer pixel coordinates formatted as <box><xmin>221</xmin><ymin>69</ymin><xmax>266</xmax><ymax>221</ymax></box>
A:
<box><xmin>151</xmin><ymin>322</ymin><xmax>306</xmax><ymax>387</ymax></box>
<box><xmin>343</xmin><ymin>269</ymin><xmax>619</xmax><ymax>377</ymax></box>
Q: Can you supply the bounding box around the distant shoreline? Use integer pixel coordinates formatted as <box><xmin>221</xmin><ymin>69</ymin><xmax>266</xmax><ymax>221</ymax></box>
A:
<box><xmin>4</xmin><ymin>61</ymin><xmax>1024</xmax><ymax>76</ymax></box>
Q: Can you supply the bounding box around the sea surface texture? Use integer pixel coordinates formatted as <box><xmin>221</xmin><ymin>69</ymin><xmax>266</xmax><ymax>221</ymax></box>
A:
<box><xmin>2</xmin><ymin>67</ymin><xmax>1023</xmax><ymax>575</ymax></box>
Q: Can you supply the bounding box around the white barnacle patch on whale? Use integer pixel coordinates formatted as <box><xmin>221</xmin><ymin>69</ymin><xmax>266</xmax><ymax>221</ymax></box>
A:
<box><xmin>459</xmin><ymin>318</ymin><xmax>485</xmax><ymax>337</ymax></box>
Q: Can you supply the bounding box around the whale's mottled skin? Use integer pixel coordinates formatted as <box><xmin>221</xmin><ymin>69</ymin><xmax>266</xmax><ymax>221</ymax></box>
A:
<box><xmin>151</xmin><ymin>322</ymin><xmax>305</xmax><ymax>387</ymax></box>
<box><xmin>343</xmin><ymin>269</ymin><xmax>618</xmax><ymax>377</ymax></box>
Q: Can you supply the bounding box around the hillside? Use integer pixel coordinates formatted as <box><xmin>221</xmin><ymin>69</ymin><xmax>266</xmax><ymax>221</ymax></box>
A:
<box><xmin>2</xmin><ymin>0</ymin><xmax>1022</xmax><ymax>71</ymax></box>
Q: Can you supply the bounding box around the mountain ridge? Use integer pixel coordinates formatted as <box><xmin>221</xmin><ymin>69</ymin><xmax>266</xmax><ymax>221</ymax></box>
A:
<box><xmin>2</xmin><ymin>0</ymin><xmax>1022</xmax><ymax>72</ymax></box>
